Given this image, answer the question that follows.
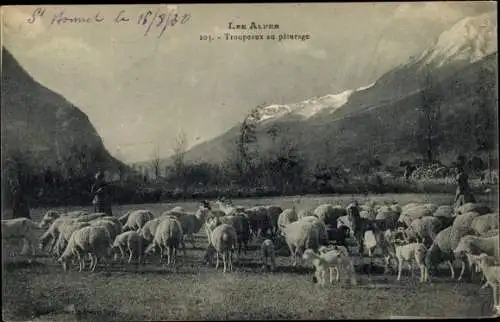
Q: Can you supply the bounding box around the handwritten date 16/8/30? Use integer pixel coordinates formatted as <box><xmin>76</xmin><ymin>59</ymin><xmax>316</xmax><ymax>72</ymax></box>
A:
<box><xmin>136</xmin><ymin>9</ymin><xmax>191</xmax><ymax>38</ymax></box>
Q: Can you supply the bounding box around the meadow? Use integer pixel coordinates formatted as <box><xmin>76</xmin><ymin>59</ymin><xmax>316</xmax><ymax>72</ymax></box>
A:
<box><xmin>2</xmin><ymin>193</ymin><xmax>499</xmax><ymax>321</ymax></box>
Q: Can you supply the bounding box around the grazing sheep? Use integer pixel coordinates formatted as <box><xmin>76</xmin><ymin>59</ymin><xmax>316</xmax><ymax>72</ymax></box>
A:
<box><xmin>245</xmin><ymin>206</ymin><xmax>272</xmax><ymax>238</ymax></box>
<box><xmin>260</xmin><ymin>239</ymin><xmax>276</xmax><ymax>271</ymax></box>
<box><xmin>57</xmin><ymin>226</ymin><xmax>113</xmax><ymax>272</ymax></box>
<box><xmin>281</xmin><ymin>220</ymin><xmax>320</xmax><ymax>267</ymax></box>
<box><xmin>302</xmin><ymin>247</ymin><xmax>357</xmax><ymax>286</ymax></box>
<box><xmin>452</xmin><ymin>211</ymin><xmax>482</xmax><ymax>231</ymax></box>
<box><xmin>111</xmin><ymin>231</ymin><xmax>149</xmax><ymax>263</ymax></box>
<box><xmin>208</xmin><ymin>213</ymin><xmax>250</xmax><ymax>258</ymax></box>
<box><xmin>122</xmin><ymin>210</ymin><xmax>155</xmax><ymax>232</ymax></box>
<box><xmin>204</xmin><ymin>223</ymin><xmax>237</xmax><ymax>273</ymax></box>
<box><xmin>265</xmin><ymin>205</ymin><xmax>283</xmax><ymax>236</ymax></box>
<box><xmin>471</xmin><ymin>213</ymin><xmax>500</xmax><ymax>236</ymax></box>
<box><xmin>433</xmin><ymin>205</ymin><xmax>454</xmax><ymax>219</ymax></box>
<box><xmin>425</xmin><ymin>226</ymin><xmax>475</xmax><ymax>280</ymax></box>
<box><xmin>363</xmin><ymin>229</ymin><xmax>398</xmax><ymax>273</ymax></box>
<box><xmin>139</xmin><ymin>218</ymin><xmax>162</xmax><ymax>242</ymax></box>
<box><xmin>455</xmin><ymin>203</ymin><xmax>492</xmax><ymax>216</ymax></box>
<box><xmin>454</xmin><ymin>234</ymin><xmax>500</xmax><ymax>259</ymax></box>
<box><xmin>314</xmin><ymin>204</ymin><xmax>346</xmax><ymax>227</ymax></box>
<box><xmin>118</xmin><ymin>211</ymin><xmax>132</xmax><ymax>226</ymax></box>
<box><xmin>53</xmin><ymin>221</ymin><xmax>91</xmax><ymax>257</ymax></box>
<box><xmin>74</xmin><ymin>212</ymin><xmax>109</xmax><ymax>223</ymax></box>
<box><xmin>2</xmin><ymin>218</ymin><xmax>41</xmax><ymax>256</ymax></box>
<box><xmin>175</xmin><ymin>207</ymin><xmax>210</xmax><ymax>251</ymax></box>
<box><xmin>145</xmin><ymin>216</ymin><xmax>184</xmax><ymax>267</ymax></box>
<box><xmin>300</xmin><ymin>216</ymin><xmax>329</xmax><ymax>245</ymax></box>
<box><xmin>404</xmin><ymin>216</ymin><xmax>454</xmax><ymax>246</ymax></box>
<box><xmin>90</xmin><ymin>219</ymin><xmax>122</xmax><ymax>242</ymax></box>
<box><xmin>40</xmin><ymin>218</ymin><xmax>77</xmax><ymax>254</ymax></box>
<box><xmin>398</xmin><ymin>205</ymin><xmax>435</xmax><ymax>228</ymax></box>
<box><xmin>394</xmin><ymin>241</ymin><xmax>429</xmax><ymax>282</ymax></box>
<box><xmin>278</xmin><ymin>208</ymin><xmax>298</xmax><ymax>232</ymax></box>
<box><xmin>476</xmin><ymin>253</ymin><xmax>500</xmax><ymax>312</ymax></box>
<box><xmin>39</xmin><ymin>210</ymin><xmax>88</xmax><ymax>229</ymax></box>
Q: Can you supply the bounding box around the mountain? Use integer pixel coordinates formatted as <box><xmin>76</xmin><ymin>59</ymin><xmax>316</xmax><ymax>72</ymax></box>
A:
<box><xmin>176</xmin><ymin>12</ymin><xmax>498</xmax><ymax>168</ymax></box>
<box><xmin>1</xmin><ymin>47</ymin><xmax>125</xmax><ymax>174</ymax></box>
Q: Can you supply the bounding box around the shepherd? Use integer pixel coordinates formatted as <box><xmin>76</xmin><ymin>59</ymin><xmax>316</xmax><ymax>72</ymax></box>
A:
<box><xmin>91</xmin><ymin>171</ymin><xmax>112</xmax><ymax>216</ymax></box>
<box><xmin>454</xmin><ymin>162</ymin><xmax>475</xmax><ymax>210</ymax></box>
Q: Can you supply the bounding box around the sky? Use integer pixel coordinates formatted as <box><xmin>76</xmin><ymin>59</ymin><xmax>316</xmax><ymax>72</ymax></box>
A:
<box><xmin>2</xmin><ymin>2</ymin><xmax>497</xmax><ymax>163</ymax></box>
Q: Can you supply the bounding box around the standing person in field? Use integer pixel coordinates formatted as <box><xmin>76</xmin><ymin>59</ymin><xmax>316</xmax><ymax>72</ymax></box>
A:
<box><xmin>10</xmin><ymin>177</ymin><xmax>31</xmax><ymax>219</ymax></box>
<box><xmin>454</xmin><ymin>162</ymin><xmax>475</xmax><ymax>210</ymax></box>
<box><xmin>91</xmin><ymin>171</ymin><xmax>112</xmax><ymax>216</ymax></box>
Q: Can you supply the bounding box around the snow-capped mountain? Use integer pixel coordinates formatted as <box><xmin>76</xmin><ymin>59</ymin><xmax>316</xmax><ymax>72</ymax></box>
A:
<box><xmin>418</xmin><ymin>11</ymin><xmax>497</xmax><ymax>68</ymax></box>
<box><xmin>253</xmin><ymin>82</ymin><xmax>375</xmax><ymax>122</ymax></box>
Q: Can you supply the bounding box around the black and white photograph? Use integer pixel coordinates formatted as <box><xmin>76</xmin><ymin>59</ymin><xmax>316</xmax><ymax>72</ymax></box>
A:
<box><xmin>1</xmin><ymin>2</ymin><xmax>499</xmax><ymax>320</ymax></box>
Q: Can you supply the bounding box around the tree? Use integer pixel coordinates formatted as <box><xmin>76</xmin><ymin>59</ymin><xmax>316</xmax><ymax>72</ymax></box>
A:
<box><xmin>415</xmin><ymin>69</ymin><xmax>443</xmax><ymax>163</ymax></box>
<box><xmin>151</xmin><ymin>144</ymin><xmax>161</xmax><ymax>181</ymax></box>
<box><xmin>171</xmin><ymin>130</ymin><xmax>188</xmax><ymax>174</ymax></box>
<box><xmin>235</xmin><ymin>105</ymin><xmax>263</xmax><ymax>185</ymax></box>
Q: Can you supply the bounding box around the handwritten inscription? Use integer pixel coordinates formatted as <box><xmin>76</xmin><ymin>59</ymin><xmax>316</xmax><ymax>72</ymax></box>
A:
<box><xmin>26</xmin><ymin>7</ymin><xmax>191</xmax><ymax>38</ymax></box>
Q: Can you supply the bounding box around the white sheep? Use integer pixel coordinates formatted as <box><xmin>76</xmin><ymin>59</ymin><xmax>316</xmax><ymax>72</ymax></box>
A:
<box><xmin>302</xmin><ymin>248</ymin><xmax>357</xmax><ymax>286</ymax></box>
<box><xmin>452</xmin><ymin>211</ymin><xmax>482</xmax><ymax>231</ymax></box>
<box><xmin>471</xmin><ymin>213</ymin><xmax>500</xmax><ymax>236</ymax></box>
<box><xmin>453</xmin><ymin>234</ymin><xmax>500</xmax><ymax>271</ymax></box>
<box><xmin>281</xmin><ymin>220</ymin><xmax>320</xmax><ymax>267</ymax></box>
<box><xmin>398</xmin><ymin>204</ymin><xmax>435</xmax><ymax>228</ymax></box>
<box><xmin>175</xmin><ymin>207</ymin><xmax>210</xmax><ymax>251</ymax></box>
<box><xmin>145</xmin><ymin>216</ymin><xmax>184</xmax><ymax>267</ymax></box>
<box><xmin>278</xmin><ymin>208</ymin><xmax>298</xmax><ymax>232</ymax></box>
<box><xmin>455</xmin><ymin>203</ymin><xmax>492</xmax><ymax>216</ymax></box>
<box><xmin>433</xmin><ymin>205</ymin><xmax>454</xmax><ymax>219</ymax></box>
<box><xmin>260</xmin><ymin>239</ymin><xmax>276</xmax><ymax>271</ymax></box>
<box><xmin>404</xmin><ymin>216</ymin><xmax>454</xmax><ymax>246</ymax></box>
<box><xmin>476</xmin><ymin>253</ymin><xmax>500</xmax><ymax>313</ymax></box>
<box><xmin>139</xmin><ymin>218</ymin><xmax>161</xmax><ymax>242</ymax></box>
<box><xmin>111</xmin><ymin>231</ymin><xmax>149</xmax><ymax>263</ymax></box>
<box><xmin>215</xmin><ymin>199</ymin><xmax>245</xmax><ymax>216</ymax></box>
<box><xmin>57</xmin><ymin>226</ymin><xmax>113</xmax><ymax>272</ymax></box>
<box><xmin>363</xmin><ymin>229</ymin><xmax>398</xmax><ymax>273</ymax></box>
<box><xmin>2</xmin><ymin>218</ymin><xmax>41</xmax><ymax>256</ymax></box>
<box><xmin>393</xmin><ymin>241</ymin><xmax>429</xmax><ymax>282</ymax></box>
<box><xmin>122</xmin><ymin>210</ymin><xmax>155</xmax><ymax>232</ymax></box>
<box><xmin>204</xmin><ymin>223</ymin><xmax>237</xmax><ymax>273</ymax></box>
<box><xmin>90</xmin><ymin>219</ymin><xmax>122</xmax><ymax>242</ymax></box>
<box><xmin>39</xmin><ymin>210</ymin><xmax>88</xmax><ymax>229</ymax></box>
<box><xmin>52</xmin><ymin>221</ymin><xmax>91</xmax><ymax>257</ymax></box>
<box><xmin>313</xmin><ymin>204</ymin><xmax>346</xmax><ymax>227</ymax></box>
<box><xmin>74</xmin><ymin>212</ymin><xmax>109</xmax><ymax>223</ymax></box>
<box><xmin>118</xmin><ymin>211</ymin><xmax>132</xmax><ymax>226</ymax></box>
<box><xmin>39</xmin><ymin>217</ymin><xmax>77</xmax><ymax>253</ymax></box>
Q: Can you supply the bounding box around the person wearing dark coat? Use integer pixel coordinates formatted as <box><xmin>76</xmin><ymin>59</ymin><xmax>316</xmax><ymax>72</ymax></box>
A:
<box><xmin>91</xmin><ymin>172</ymin><xmax>112</xmax><ymax>216</ymax></box>
<box><xmin>454</xmin><ymin>167</ymin><xmax>475</xmax><ymax>210</ymax></box>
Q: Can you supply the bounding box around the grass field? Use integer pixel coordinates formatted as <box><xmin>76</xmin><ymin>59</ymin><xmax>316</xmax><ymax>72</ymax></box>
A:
<box><xmin>2</xmin><ymin>193</ymin><xmax>499</xmax><ymax>321</ymax></box>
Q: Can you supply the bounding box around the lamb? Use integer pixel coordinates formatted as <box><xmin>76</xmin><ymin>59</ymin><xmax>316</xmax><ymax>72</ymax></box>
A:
<box><xmin>278</xmin><ymin>208</ymin><xmax>298</xmax><ymax>232</ymax></box>
<box><xmin>476</xmin><ymin>253</ymin><xmax>500</xmax><ymax>313</ymax></box>
<box><xmin>393</xmin><ymin>240</ymin><xmax>430</xmax><ymax>282</ymax></box>
<box><xmin>145</xmin><ymin>216</ymin><xmax>184</xmax><ymax>267</ymax></box>
<box><xmin>471</xmin><ymin>213</ymin><xmax>500</xmax><ymax>236</ymax></box>
<box><xmin>260</xmin><ymin>239</ymin><xmax>276</xmax><ymax>271</ymax></box>
<box><xmin>425</xmin><ymin>226</ymin><xmax>475</xmax><ymax>280</ymax></box>
<box><xmin>111</xmin><ymin>231</ymin><xmax>149</xmax><ymax>263</ymax></box>
<box><xmin>57</xmin><ymin>226</ymin><xmax>113</xmax><ymax>272</ymax></box>
<box><xmin>404</xmin><ymin>216</ymin><xmax>454</xmax><ymax>246</ymax></box>
<box><xmin>39</xmin><ymin>210</ymin><xmax>88</xmax><ymax>229</ymax></box>
<box><xmin>281</xmin><ymin>220</ymin><xmax>320</xmax><ymax>267</ymax></box>
<box><xmin>204</xmin><ymin>223</ymin><xmax>238</xmax><ymax>273</ymax></box>
<box><xmin>302</xmin><ymin>248</ymin><xmax>357</xmax><ymax>286</ymax></box>
<box><xmin>455</xmin><ymin>203</ymin><xmax>492</xmax><ymax>216</ymax></box>
<box><xmin>313</xmin><ymin>204</ymin><xmax>346</xmax><ymax>227</ymax></box>
<box><xmin>122</xmin><ymin>210</ymin><xmax>155</xmax><ymax>232</ymax></box>
<box><xmin>2</xmin><ymin>218</ymin><xmax>41</xmax><ymax>256</ymax></box>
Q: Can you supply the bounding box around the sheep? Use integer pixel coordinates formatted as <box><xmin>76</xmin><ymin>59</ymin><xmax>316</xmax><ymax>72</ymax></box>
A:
<box><xmin>403</xmin><ymin>216</ymin><xmax>454</xmax><ymax>246</ymax></box>
<box><xmin>471</xmin><ymin>213</ymin><xmax>500</xmax><ymax>236</ymax></box>
<box><xmin>145</xmin><ymin>216</ymin><xmax>184</xmax><ymax>267</ymax></box>
<box><xmin>375</xmin><ymin>210</ymin><xmax>400</xmax><ymax>231</ymax></box>
<box><xmin>260</xmin><ymin>239</ymin><xmax>276</xmax><ymax>271</ymax></box>
<box><xmin>281</xmin><ymin>220</ymin><xmax>320</xmax><ymax>267</ymax></box>
<box><xmin>325</xmin><ymin>225</ymin><xmax>351</xmax><ymax>247</ymax></box>
<box><xmin>401</xmin><ymin>202</ymin><xmax>424</xmax><ymax>214</ymax></box>
<box><xmin>208</xmin><ymin>213</ymin><xmax>250</xmax><ymax>258</ymax></box>
<box><xmin>425</xmin><ymin>226</ymin><xmax>475</xmax><ymax>280</ymax></box>
<box><xmin>297</xmin><ymin>207</ymin><xmax>315</xmax><ymax>220</ymax></box>
<box><xmin>454</xmin><ymin>234</ymin><xmax>500</xmax><ymax>259</ymax></box>
<box><xmin>302</xmin><ymin>247</ymin><xmax>357</xmax><ymax>286</ymax></box>
<box><xmin>40</xmin><ymin>218</ymin><xmax>77</xmax><ymax>254</ymax></box>
<box><xmin>204</xmin><ymin>223</ymin><xmax>238</xmax><ymax>273</ymax></box>
<box><xmin>90</xmin><ymin>219</ymin><xmax>122</xmax><ymax>242</ymax></box>
<box><xmin>433</xmin><ymin>205</ymin><xmax>454</xmax><ymax>219</ymax></box>
<box><xmin>278</xmin><ymin>208</ymin><xmax>298</xmax><ymax>232</ymax></box>
<box><xmin>265</xmin><ymin>205</ymin><xmax>283</xmax><ymax>236</ymax></box>
<box><xmin>74</xmin><ymin>212</ymin><xmax>109</xmax><ymax>223</ymax></box>
<box><xmin>122</xmin><ymin>210</ymin><xmax>155</xmax><ymax>232</ymax></box>
<box><xmin>452</xmin><ymin>211</ymin><xmax>482</xmax><ymax>231</ymax></box>
<box><xmin>52</xmin><ymin>221</ymin><xmax>91</xmax><ymax>257</ymax></box>
<box><xmin>455</xmin><ymin>203</ymin><xmax>492</xmax><ymax>216</ymax></box>
<box><xmin>393</xmin><ymin>240</ymin><xmax>429</xmax><ymax>282</ymax></box>
<box><xmin>118</xmin><ymin>211</ymin><xmax>132</xmax><ymax>226</ymax></box>
<box><xmin>39</xmin><ymin>210</ymin><xmax>88</xmax><ymax>229</ymax></box>
<box><xmin>345</xmin><ymin>202</ymin><xmax>382</xmax><ymax>255</ymax></box>
<box><xmin>2</xmin><ymin>218</ymin><xmax>41</xmax><ymax>256</ymax></box>
<box><xmin>363</xmin><ymin>228</ymin><xmax>399</xmax><ymax>273</ymax></box>
<box><xmin>245</xmin><ymin>206</ymin><xmax>272</xmax><ymax>238</ymax></box>
<box><xmin>139</xmin><ymin>218</ymin><xmax>162</xmax><ymax>243</ymax></box>
<box><xmin>111</xmin><ymin>231</ymin><xmax>149</xmax><ymax>264</ymax></box>
<box><xmin>398</xmin><ymin>205</ymin><xmax>435</xmax><ymax>228</ymax></box>
<box><xmin>174</xmin><ymin>207</ymin><xmax>210</xmax><ymax>252</ymax></box>
<box><xmin>359</xmin><ymin>203</ymin><xmax>377</xmax><ymax>220</ymax></box>
<box><xmin>314</xmin><ymin>204</ymin><xmax>346</xmax><ymax>227</ymax></box>
<box><xmin>299</xmin><ymin>216</ymin><xmax>329</xmax><ymax>245</ymax></box>
<box><xmin>476</xmin><ymin>253</ymin><xmax>500</xmax><ymax>312</ymax></box>
<box><xmin>215</xmin><ymin>198</ymin><xmax>245</xmax><ymax>216</ymax></box>
<box><xmin>57</xmin><ymin>226</ymin><xmax>113</xmax><ymax>272</ymax></box>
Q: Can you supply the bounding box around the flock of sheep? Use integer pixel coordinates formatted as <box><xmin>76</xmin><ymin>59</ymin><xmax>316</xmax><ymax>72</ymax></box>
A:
<box><xmin>2</xmin><ymin>198</ymin><xmax>500</xmax><ymax>314</ymax></box>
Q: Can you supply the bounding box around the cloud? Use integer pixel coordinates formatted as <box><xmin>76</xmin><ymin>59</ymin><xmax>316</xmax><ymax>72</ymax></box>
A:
<box><xmin>2</xmin><ymin>6</ymin><xmax>46</xmax><ymax>39</ymax></box>
<box><xmin>279</xmin><ymin>41</ymin><xmax>327</xmax><ymax>59</ymax></box>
